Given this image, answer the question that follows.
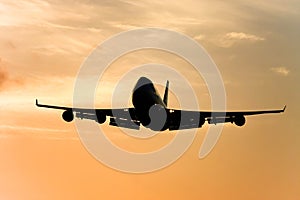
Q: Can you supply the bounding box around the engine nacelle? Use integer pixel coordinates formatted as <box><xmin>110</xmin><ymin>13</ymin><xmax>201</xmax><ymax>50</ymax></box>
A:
<box><xmin>62</xmin><ymin>110</ymin><xmax>74</xmax><ymax>122</ymax></box>
<box><xmin>198</xmin><ymin>116</ymin><xmax>205</xmax><ymax>127</ymax></box>
<box><xmin>234</xmin><ymin>115</ymin><xmax>246</xmax><ymax>126</ymax></box>
<box><xmin>96</xmin><ymin>112</ymin><xmax>106</xmax><ymax>124</ymax></box>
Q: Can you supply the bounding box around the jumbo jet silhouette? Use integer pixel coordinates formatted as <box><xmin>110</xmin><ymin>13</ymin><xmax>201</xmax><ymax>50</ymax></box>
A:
<box><xmin>36</xmin><ymin>77</ymin><xmax>285</xmax><ymax>131</ymax></box>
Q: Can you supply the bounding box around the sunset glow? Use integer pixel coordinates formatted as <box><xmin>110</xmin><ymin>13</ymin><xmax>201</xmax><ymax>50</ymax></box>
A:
<box><xmin>0</xmin><ymin>0</ymin><xmax>299</xmax><ymax>199</ymax></box>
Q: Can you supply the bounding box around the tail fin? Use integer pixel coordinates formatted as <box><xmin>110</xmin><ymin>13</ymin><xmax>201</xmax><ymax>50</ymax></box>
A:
<box><xmin>163</xmin><ymin>80</ymin><xmax>169</xmax><ymax>107</ymax></box>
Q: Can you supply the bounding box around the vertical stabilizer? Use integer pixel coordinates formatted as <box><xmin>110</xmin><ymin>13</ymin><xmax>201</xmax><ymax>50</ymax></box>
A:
<box><xmin>163</xmin><ymin>80</ymin><xmax>169</xmax><ymax>107</ymax></box>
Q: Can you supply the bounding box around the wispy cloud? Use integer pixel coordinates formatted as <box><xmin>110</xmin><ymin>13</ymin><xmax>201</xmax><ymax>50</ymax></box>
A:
<box><xmin>0</xmin><ymin>124</ymin><xmax>78</xmax><ymax>140</ymax></box>
<box><xmin>0</xmin><ymin>66</ymin><xmax>8</xmax><ymax>89</ymax></box>
<box><xmin>0</xmin><ymin>59</ymin><xmax>24</xmax><ymax>91</ymax></box>
<box><xmin>0</xmin><ymin>124</ymin><xmax>68</xmax><ymax>133</ymax></box>
<box><xmin>216</xmin><ymin>32</ymin><xmax>265</xmax><ymax>48</ymax></box>
<box><xmin>225</xmin><ymin>32</ymin><xmax>265</xmax><ymax>41</ymax></box>
<box><xmin>194</xmin><ymin>34</ymin><xmax>205</xmax><ymax>41</ymax></box>
<box><xmin>270</xmin><ymin>66</ymin><xmax>290</xmax><ymax>76</ymax></box>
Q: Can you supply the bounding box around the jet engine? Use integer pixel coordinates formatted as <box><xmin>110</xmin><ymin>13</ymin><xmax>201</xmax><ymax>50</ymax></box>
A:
<box><xmin>62</xmin><ymin>110</ymin><xmax>74</xmax><ymax>122</ymax></box>
<box><xmin>96</xmin><ymin>112</ymin><xmax>106</xmax><ymax>124</ymax></box>
<box><xmin>234</xmin><ymin>115</ymin><xmax>246</xmax><ymax>126</ymax></box>
<box><xmin>198</xmin><ymin>116</ymin><xmax>206</xmax><ymax>127</ymax></box>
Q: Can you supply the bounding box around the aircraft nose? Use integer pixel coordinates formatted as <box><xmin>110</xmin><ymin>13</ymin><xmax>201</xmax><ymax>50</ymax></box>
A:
<box><xmin>134</xmin><ymin>77</ymin><xmax>152</xmax><ymax>91</ymax></box>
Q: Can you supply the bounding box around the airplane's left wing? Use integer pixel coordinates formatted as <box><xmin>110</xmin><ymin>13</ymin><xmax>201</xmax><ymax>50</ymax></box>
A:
<box><xmin>167</xmin><ymin>106</ymin><xmax>286</xmax><ymax>130</ymax></box>
<box><xmin>35</xmin><ymin>99</ymin><xmax>140</xmax><ymax>130</ymax></box>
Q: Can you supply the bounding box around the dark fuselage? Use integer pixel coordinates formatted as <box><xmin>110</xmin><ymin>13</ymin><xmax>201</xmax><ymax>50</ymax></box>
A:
<box><xmin>132</xmin><ymin>77</ymin><xmax>167</xmax><ymax>129</ymax></box>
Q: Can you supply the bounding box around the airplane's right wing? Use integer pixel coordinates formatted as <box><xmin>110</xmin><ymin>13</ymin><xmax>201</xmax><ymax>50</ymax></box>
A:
<box><xmin>167</xmin><ymin>106</ymin><xmax>286</xmax><ymax>130</ymax></box>
<box><xmin>36</xmin><ymin>99</ymin><xmax>140</xmax><ymax>130</ymax></box>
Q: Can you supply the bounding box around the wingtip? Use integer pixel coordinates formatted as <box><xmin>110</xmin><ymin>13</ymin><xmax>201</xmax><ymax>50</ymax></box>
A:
<box><xmin>36</xmin><ymin>99</ymin><xmax>38</xmax><ymax>106</ymax></box>
<box><xmin>283</xmin><ymin>105</ymin><xmax>286</xmax><ymax>112</ymax></box>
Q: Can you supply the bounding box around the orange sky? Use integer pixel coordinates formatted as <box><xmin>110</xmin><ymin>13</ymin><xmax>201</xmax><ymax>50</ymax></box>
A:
<box><xmin>0</xmin><ymin>0</ymin><xmax>300</xmax><ymax>199</ymax></box>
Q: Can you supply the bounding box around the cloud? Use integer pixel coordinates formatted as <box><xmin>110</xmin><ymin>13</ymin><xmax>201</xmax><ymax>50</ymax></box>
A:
<box><xmin>0</xmin><ymin>124</ymin><xmax>78</xmax><ymax>140</ymax></box>
<box><xmin>225</xmin><ymin>32</ymin><xmax>265</xmax><ymax>41</ymax></box>
<box><xmin>0</xmin><ymin>59</ymin><xmax>24</xmax><ymax>91</ymax></box>
<box><xmin>270</xmin><ymin>66</ymin><xmax>290</xmax><ymax>76</ymax></box>
<box><xmin>0</xmin><ymin>68</ymin><xmax>8</xmax><ymax>88</ymax></box>
<box><xmin>0</xmin><ymin>66</ymin><xmax>8</xmax><ymax>89</ymax></box>
<box><xmin>216</xmin><ymin>32</ymin><xmax>265</xmax><ymax>48</ymax></box>
<box><xmin>0</xmin><ymin>124</ymin><xmax>69</xmax><ymax>133</ymax></box>
<box><xmin>194</xmin><ymin>34</ymin><xmax>205</xmax><ymax>41</ymax></box>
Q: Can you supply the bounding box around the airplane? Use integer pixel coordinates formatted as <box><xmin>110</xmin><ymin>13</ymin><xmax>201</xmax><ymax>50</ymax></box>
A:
<box><xmin>36</xmin><ymin>77</ymin><xmax>286</xmax><ymax>131</ymax></box>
